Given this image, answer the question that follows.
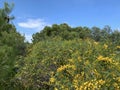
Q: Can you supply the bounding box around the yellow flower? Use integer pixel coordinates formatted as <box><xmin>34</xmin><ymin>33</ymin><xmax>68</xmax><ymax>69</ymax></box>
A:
<box><xmin>116</xmin><ymin>46</ymin><xmax>120</xmax><ymax>49</ymax></box>
<box><xmin>57</xmin><ymin>65</ymin><xmax>66</xmax><ymax>72</ymax></box>
<box><xmin>68</xmin><ymin>59</ymin><xmax>74</xmax><ymax>63</ymax></box>
<box><xmin>103</xmin><ymin>44</ymin><xmax>108</xmax><ymax>49</ymax></box>
<box><xmin>78</xmin><ymin>56</ymin><xmax>81</xmax><ymax>62</ymax></box>
<box><xmin>79</xmin><ymin>79</ymin><xmax>105</xmax><ymax>89</ymax></box>
<box><xmin>84</xmin><ymin>60</ymin><xmax>89</xmax><ymax>65</ymax></box>
<box><xmin>50</xmin><ymin>77</ymin><xmax>55</xmax><ymax>83</ymax></box>
<box><xmin>97</xmin><ymin>55</ymin><xmax>112</xmax><ymax>63</ymax></box>
<box><xmin>53</xmin><ymin>61</ymin><xmax>56</xmax><ymax>64</ymax></box>
<box><xmin>57</xmin><ymin>64</ymin><xmax>76</xmax><ymax>72</ymax></box>
<box><xmin>50</xmin><ymin>71</ymin><xmax>54</xmax><ymax>75</ymax></box>
<box><xmin>97</xmin><ymin>55</ymin><xmax>103</xmax><ymax>60</ymax></box>
<box><xmin>94</xmin><ymin>41</ymin><xmax>99</xmax><ymax>45</ymax></box>
<box><xmin>116</xmin><ymin>77</ymin><xmax>120</xmax><ymax>82</ymax></box>
<box><xmin>54</xmin><ymin>87</ymin><xmax>58</xmax><ymax>90</ymax></box>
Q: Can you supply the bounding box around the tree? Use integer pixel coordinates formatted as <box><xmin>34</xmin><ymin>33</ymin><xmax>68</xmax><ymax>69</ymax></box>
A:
<box><xmin>0</xmin><ymin>2</ymin><xmax>26</xmax><ymax>89</ymax></box>
<box><xmin>110</xmin><ymin>30</ymin><xmax>120</xmax><ymax>44</ymax></box>
<box><xmin>32</xmin><ymin>23</ymin><xmax>72</xmax><ymax>43</ymax></box>
<box><xmin>0</xmin><ymin>2</ymin><xmax>15</xmax><ymax>33</ymax></box>
<box><xmin>2</xmin><ymin>2</ymin><xmax>15</xmax><ymax>23</ymax></box>
<box><xmin>100</xmin><ymin>25</ymin><xmax>112</xmax><ymax>41</ymax></box>
<box><xmin>91</xmin><ymin>26</ymin><xmax>101</xmax><ymax>41</ymax></box>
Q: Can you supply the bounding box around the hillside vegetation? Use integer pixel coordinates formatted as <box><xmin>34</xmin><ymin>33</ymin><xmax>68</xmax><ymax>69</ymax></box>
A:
<box><xmin>0</xmin><ymin>2</ymin><xmax>120</xmax><ymax>90</ymax></box>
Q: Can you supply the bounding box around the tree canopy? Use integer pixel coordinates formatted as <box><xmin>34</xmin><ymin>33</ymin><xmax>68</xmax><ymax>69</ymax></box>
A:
<box><xmin>0</xmin><ymin>2</ymin><xmax>26</xmax><ymax>89</ymax></box>
<box><xmin>32</xmin><ymin>23</ymin><xmax>120</xmax><ymax>44</ymax></box>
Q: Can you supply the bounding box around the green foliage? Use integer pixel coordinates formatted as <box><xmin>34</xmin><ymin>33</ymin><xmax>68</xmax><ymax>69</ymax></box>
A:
<box><xmin>32</xmin><ymin>24</ymin><xmax>119</xmax><ymax>44</ymax></box>
<box><xmin>0</xmin><ymin>2</ymin><xmax>26</xmax><ymax>89</ymax></box>
<box><xmin>0</xmin><ymin>30</ymin><xmax>26</xmax><ymax>89</ymax></box>
<box><xmin>110</xmin><ymin>30</ymin><xmax>120</xmax><ymax>44</ymax></box>
<box><xmin>32</xmin><ymin>23</ymin><xmax>73</xmax><ymax>43</ymax></box>
<box><xmin>32</xmin><ymin>23</ymin><xmax>120</xmax><ymax>45</ymax></box>
<box><xmin>0</xmin><ymin>2</ymin><xmax>14</xmax><ymax>33</ymax></box>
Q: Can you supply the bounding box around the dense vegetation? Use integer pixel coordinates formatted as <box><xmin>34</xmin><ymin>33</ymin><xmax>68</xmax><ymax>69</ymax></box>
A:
<box><xmin>0</xmin><ymin>2</ymin><xmax>26</xmax><ymax>89</ymax></box>
<box><xmin>0</xmin><ymin>2</ymin><xmax>120</xmax><ymax>90</ymax></box>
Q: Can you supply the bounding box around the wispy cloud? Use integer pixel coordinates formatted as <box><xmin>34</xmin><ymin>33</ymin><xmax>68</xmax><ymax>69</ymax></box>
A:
<box><xmin>17</xmin><ymin>18</ymin><xmax>51</xmax><ymax>42</ymax></box>
<box><xmin>18</xmin><ymin>18</ymin><xmax>49</xmax><ymax>30</ymax></box>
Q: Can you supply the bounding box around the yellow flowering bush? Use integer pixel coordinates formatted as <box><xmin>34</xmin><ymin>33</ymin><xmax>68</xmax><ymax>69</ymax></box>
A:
<box><xmin>14</xmin><ymin>39</ymin><xmax>120</xmax><ymax>89</ymax></box>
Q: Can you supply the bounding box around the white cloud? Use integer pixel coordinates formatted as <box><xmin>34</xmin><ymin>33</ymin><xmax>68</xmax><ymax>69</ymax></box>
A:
<box><xmin>25</xmin><ymin>34</ymin><xmax>32</xmax><ymax>43</ymax></box>
<box><xmin>17</xmin><ymin>18</ymin><xmax>51</xmax><ymax>43</ymax></box>
<box><xmin>18</xmin><ymin>18</ymin><xmax>49</xmax><ymax>30</ymax></box>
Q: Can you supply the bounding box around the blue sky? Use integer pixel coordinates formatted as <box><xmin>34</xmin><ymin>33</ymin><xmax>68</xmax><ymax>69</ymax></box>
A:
<box><xmin>1</xmin><ymin>0</ymin><xmax>120</xmax><ymax>42</ymax></box>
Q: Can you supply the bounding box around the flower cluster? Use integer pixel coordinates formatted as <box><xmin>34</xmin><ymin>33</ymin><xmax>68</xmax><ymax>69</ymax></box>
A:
<box><xmin>97</xmin><ymin>55</ymin><xmax>112</xmax><ymax>63</ymax></box>
<box><xmin>79</xmin><ymin>79</ymin><xmax>105</xmax><ymax>90</ymax></box>
<box><xmin>103</xmin><ymin>44</ymin><xmax>108</xmax><ymax>49</ymax></box>
<box><xmin>116</xmin><ymin>46</ymin><xmax>120</xmax><ymax>49</ymax></box>
<box><xmin>50</xmin><ymin>77</ymin><xmax>55</xmax><ymax>83</ymax></box>
<box><xmin>57</xmin><ymin>64</ymin><xmax>76</xmax><ymax>72</ymax></box>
